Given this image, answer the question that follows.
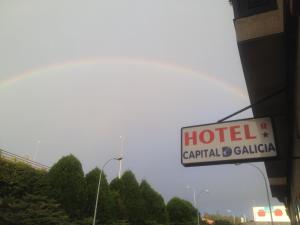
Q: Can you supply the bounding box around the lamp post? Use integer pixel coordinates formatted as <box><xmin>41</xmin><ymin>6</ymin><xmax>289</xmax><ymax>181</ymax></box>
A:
<box><xmin>227</xmin><ymin>209</ymin><xmax>235</xmax><ymax>225</ymax></box>
<box><xmin>235</xmin><ymin>163</ymin><xmax>274</xmax><ymax>225</ymax></box>
<box><xmin>251</xmin><ymin>199</ymin><xmax>256</xmax><ymax>220</ymax></box>
<box><xmin>186</xmin><ymin>186</ymin><xmax>209</xmax><ymax>225</ymax></box>
<box><xmin>118</xmin><ymin>136</ymin><xmax>124</xmax><ymax>179</ymax></box>
<box><xmin>186</xmin><ymin>185</ymin><xmax>197</xmax><ymax>207</ymax></box>
<box><xmin>92</xmin><ymin>157</ymin><xmax>123</xmax><ymax>225</ymax></box>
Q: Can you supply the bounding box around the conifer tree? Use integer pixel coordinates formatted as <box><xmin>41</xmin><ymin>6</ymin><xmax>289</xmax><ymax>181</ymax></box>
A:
<box><xmin>47</xmin><ymin>155</ymin><xmax>87</xmax><ymax>218</ymax></box>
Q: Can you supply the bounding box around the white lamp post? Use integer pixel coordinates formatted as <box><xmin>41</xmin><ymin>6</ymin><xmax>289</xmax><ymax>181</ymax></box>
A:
<box><xmin>186</xmin><ymin>186</ymin><xmax>209</xmax><ymax>225</ymax></box>
<box><xmin>186</xmin><ymin>185</ymin><xmax>197</xmax><ymax>207</ymax></box>
<box><xmin>235</xmin><ymin>163</ymin><xmax>274</xmax><ymax>225</ymax></box>
<box><xmin>92</xmin><ymin>157</ymin><xmax>123</xmax><ymax>225</ymax></box>
<box><xmin>227</xmin><ymin>209</ymin><xmax>235</xmax><ymax>225</ymax></box>
<box><xmin>118</xmin><ymin>136</ymin><xmax>124</xmax><ymax>179</ymax></box>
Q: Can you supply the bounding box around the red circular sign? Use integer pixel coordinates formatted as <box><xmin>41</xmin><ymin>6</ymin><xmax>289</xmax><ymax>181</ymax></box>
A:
<box><xmin>258</xmin><ymin>210</ymin><xmax>266</xmax><ymax>217</ymax></box>
<box><xmin>274</xmin><ymin>209</ymin><xmax>283</xmax><ymax>216</ymax></box>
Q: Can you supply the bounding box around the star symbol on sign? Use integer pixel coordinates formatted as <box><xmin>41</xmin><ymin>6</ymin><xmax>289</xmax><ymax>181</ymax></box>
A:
<box><xmin>262</xmin><ymin>132</ymin><xmax>269</xmax><ymax>138</ymax></box>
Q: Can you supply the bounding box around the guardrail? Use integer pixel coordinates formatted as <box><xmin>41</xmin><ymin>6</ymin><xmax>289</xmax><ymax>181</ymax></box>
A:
<box><xmin>0</xmin><ymin>149</ymin><xmax>50</xmax><ymax>171</ymax></box>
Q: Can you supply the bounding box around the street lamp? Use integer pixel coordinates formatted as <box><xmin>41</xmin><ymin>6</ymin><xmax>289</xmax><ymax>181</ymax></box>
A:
<box><xmin>118</xmin><ymin>136</ymin><xmax>124</xmax><ymax>179</ymax></box>
<box><xmin>92</xmin><ymin>157</ymin><xmax>123</xmax><ymax>225</ymax></box>
<box><xmin>186</xmin><ymin>185</ymin><xmax>197</xmax><ymax>207</ymax></box>
<box><xmin>186</xmin><ymin>186</ymin><xmax>209</xmax><ymax>225</ymax></box>
<box><xmin>199</xmin><ymin>189</ymin><xmax>209</xmax><ymax>195</ymax></box>
<box><xmin>226</xmin><ymin>209</ymin><xmax>235</xmax><ymax>225</ymax></box>
<box><xmin>235</xmin><ymin>163</ymin><xmax>274</xmax><ymax>225</ymax></box>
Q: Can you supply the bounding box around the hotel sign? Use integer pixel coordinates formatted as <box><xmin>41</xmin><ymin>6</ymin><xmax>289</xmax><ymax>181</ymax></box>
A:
<box><xmin>181</xmin><ymin>117</ymin><xmax>277</xmax><ymax>166</ymax></box>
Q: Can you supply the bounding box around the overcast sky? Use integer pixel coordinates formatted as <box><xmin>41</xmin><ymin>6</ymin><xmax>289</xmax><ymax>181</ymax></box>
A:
<box><xmin>0</xmin><ymin>0</ymin><xmax>281</xmax><ymax>218</ymax></box>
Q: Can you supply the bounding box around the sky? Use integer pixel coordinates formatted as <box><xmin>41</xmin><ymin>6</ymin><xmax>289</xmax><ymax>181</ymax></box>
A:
<box><xmin>0</xmin><ymin>0</ymin><xmax>281</xmax><ymax>218</ymax></box>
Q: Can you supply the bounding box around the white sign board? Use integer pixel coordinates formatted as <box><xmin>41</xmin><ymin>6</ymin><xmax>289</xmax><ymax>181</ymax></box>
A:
<box><xmin>181</xmin><ymin>117</ymin><xmax>277</xmax><ymax>166</ymax></box>
<box><xmin>253</xmin><ymin>206</ymin><xmax>290</xmax><ymax>222</ymax></box>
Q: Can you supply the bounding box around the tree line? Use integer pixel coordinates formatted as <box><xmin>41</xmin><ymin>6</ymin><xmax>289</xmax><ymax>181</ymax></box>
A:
<box><xmin>0</xmin><ymin>154</ymin><xmax>201</xmax><ymax>225</ymax></box>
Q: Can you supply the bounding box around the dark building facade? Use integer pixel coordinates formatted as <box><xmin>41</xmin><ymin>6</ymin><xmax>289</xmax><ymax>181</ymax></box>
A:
<box><xmin>230</xmin><ymin>0</ymin><xmax>300</xmax><ymax>224</ymax></box>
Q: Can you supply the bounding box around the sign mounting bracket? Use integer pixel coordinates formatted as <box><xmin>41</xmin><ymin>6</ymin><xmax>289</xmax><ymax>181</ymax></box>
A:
<box><xmin>217</xmin><ymin>87</ymin><xmax>286</xmax><ymax>123</ymax></box>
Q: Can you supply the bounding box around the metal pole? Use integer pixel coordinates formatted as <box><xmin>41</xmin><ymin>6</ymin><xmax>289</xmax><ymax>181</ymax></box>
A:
<box><xmin>118</xmin><ymin>136</ymin><xmax>124</xmax><ymax>179</ymax></box>
<box><xmin>194</xmin><ymin>189</ymin><xmax>200</xmax><ymax>225</ymax></box>
<box><xmin>93</xmin><ymin>168</ymin><xmax>103</xmax><ymax>225</ymax></box>
<box><xmin>187</xmin><ymin>187</ymin><xmax>208</xmax><ymax>225</ymax></box>
<box><xmin>193</xmin><ymin>188</ymin><xmax>196</xmax><ymax>208</ymax></box>
<box><xmin>227</xmin><ymin>209</ymin><xmax>233</xmax><ymax>225</ymax></box>
<box><xmin>237</xmin><ymin>164</ymin><xmax>274</xmax><ymax>225</ymax></box>
<box><xmin>197</xmin><ymin>189</ymin><xmax>208</xmax><ymax>225</ymax></box>
<box><xmin>92</xmin><ymin>157</ymin><xmax>122</xmax><ymax>225</ymax></box>
<box><xmin>192</xmin><ymin>188</ymin><xmax>199</xmax><ymax>225</ymax></box>
<box><xmin>186</xmin><ymin>186</ymin><xmax>199</xmax><ymax>225</ymax></box>
<box><xmin>217</xmin><ymin>88</ymin><xmax>286</xmax><ymax>123</ymax></box>
<box><xmin>196</xmin><ymin>192</ymin><xmax>199</xmax><ymax>225</ymax></box>
<box><xmin>193</xmin><ymin>191</ymin><xmax>199</xmax><ymax>225</ymax></box>
<box><xmin>248</xmin><ymin>164</ymin><xmax>274</xmax><ymax>225</ymax></box>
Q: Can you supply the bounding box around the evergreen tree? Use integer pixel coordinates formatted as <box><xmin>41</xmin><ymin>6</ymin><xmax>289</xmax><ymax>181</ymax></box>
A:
<box><xmin>0</xmin><ymin>159</ymin><xmax>47</xmax><ymax>198</ymax></box>
<box><xmin>0</xmin><ymin>194</ymin><xmax>70</xmax><ymax>225</ymax></box>
<box><xmin>140</xmin><ymin>180</ymin><xmax>168</xmax><ymax>225</ymax></box>
<box><xmin>110</xmin><ymin>178</ymin><xmax>127</xmax><ymax>221</ymax></box>
<box><xmin>167</xmin><ymin>197</ymin><xmax>197</xmax><ymax>225</ymax></box>
<box><xmin>110</xmin><ymin>177</ymin><xmax>123</xmax><ymax>192</ymax></box>
<box><xmin>120</xmin><ymin>171</ymin><xmax>145</xmax><ymax>225</ymax></box>
<box><xmin>85</xmin><ymin>167</ymin><xmax>116</xmax><ymax>224</ymax></box>
<box><xmin>47</xmin><ymin>155</ymin><xmax>87</xmax><ymax>218</ymax></box>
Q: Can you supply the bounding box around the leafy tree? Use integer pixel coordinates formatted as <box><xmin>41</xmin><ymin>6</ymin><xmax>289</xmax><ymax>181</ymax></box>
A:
<box><xmin>0</xmin><ymin>194</ymin><xmax>70</xmax><ymax>225</ymax></box>
<box><xmin>167</xmin><ymin>197</ymin><xmax>197</xmax><ymax>225</ymax></box>
<box><xmin>47</xmin><ymin>155</ymin><xmax>87</xmax><ymax>218</ymax></box>
<box><xmin>140</xmin><ymin>180</ymin><xmax>168</xmax><ymax>225</ymax></box>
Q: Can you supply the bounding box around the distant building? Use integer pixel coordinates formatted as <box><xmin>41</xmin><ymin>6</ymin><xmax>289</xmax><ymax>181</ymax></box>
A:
<box><xmin>202</xmin><ymin>218</ymin><xmax>215</xmax><ymax>225</ymax></box>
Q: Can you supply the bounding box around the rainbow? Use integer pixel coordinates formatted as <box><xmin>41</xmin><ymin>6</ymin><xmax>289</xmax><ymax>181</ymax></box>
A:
<box><xmin>0</xmin><ymin>57</ymin><xmax>248</xmax><ymax>99</ymax></box>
